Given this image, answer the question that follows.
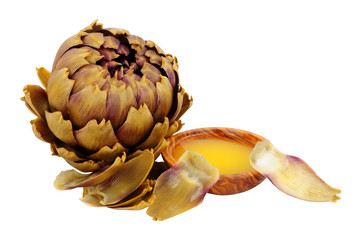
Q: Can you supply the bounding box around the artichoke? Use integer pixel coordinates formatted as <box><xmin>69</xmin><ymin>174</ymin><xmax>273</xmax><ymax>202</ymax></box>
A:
<box><xmin>22</xmin><ymin>20</ymin><xmax>192</xmax><ymax>209</ymax></box>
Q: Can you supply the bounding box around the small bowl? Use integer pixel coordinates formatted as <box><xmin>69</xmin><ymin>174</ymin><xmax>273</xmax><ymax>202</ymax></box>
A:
<box><xmin>162</xmin><ymin>127</ymin><xmax>266</xmax><ymax>195</ymax></box>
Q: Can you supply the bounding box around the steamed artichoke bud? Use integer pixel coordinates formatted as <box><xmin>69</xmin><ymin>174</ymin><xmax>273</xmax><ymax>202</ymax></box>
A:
<box><xmin>22</xmin><ymin>20</ymin><xmax>192</xmax><ymax>173</ymax></box>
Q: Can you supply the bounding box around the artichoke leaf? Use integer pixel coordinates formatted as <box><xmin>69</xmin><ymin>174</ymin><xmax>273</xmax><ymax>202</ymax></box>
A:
<box><xmin>30</xmin><ymin>117</ymin><xmax>56</xmax><ymax>143</ymax></box>
<box><xmin>84</xmin><ymin>150</ymin><xmax>154</xmax><ymax>205</ymax></box>
<box><xmin>108</xmin><ymin>179</ymin><xmax>154</xmax><ymax>208</ymax></box>
<box><xmin>74</xmin><ymin>119</ymin><xmax>119</xmax><ymax>151</ymax></box>
<box><xmin>88</xmin><ymin>142</ymin><xmax>127</xmax><ymax>164</ymax></box>
<box><xmin>54</xmin><ymin>154</ymin><xmax>126</xmax><ymax>190</ymax></box>
<box><xmin>249</xmin><ymin>140</ymin><xmax>341</xmax><ymax>202</ymax></box>
<box><xmin>71</xmin><ymin>64</ymin><xmax>108</xmax><ymax>94</ymax></box>
<box><xmin>134</xmin><ymin>117</ymin><xmax>169</xmax><ymax>151</ymax></box>
<box><xmin>68</xmin><ymin>84</ymin><xmax>107</xmax><ymax>129</ymax></box>
<box><xmin>22</xmin><ymin>85</ymin><xmax>49</xmax><ymax>121</ymax></box>
<box><xmin>82</xmin><ymin>32</ymin><xmax>105</xmax><ymax>49</ymax></box>
<box><xmin>115</xmin><ymin>104</ymin><xmax>155</xmax><ymax>147</ymax></box>
<box><xmin>65</xmin><ymin>159</ymin><xmax>107</xmax><ymax>173</ymax></box>
<box><xmin>45</xmin><ymin>111</ymin><xmax>78</xmax><ymax>147</ymax></box>
<box><xmin>36</xmin><ymin>67</ymin><xmax>51</xmax><ymax>89</ymax></box>
<box><xmin>146</xmin><ymin>151</ymin><xmax>219</xmax><ymax>221</ymax></box>
<box><xmin>46</xmin><ymin>68</ymin><xmax>75</xmax><ymax>118</ymax></box>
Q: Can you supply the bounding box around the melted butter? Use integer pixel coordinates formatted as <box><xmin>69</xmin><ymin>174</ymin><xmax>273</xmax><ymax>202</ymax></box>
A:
<box><xmin>180</xmin><ymin>139</ymin><xmax>255</xmax><ymax>175</ymax></box>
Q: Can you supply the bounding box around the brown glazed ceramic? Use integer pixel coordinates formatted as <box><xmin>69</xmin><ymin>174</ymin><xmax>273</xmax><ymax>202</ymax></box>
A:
<box><xmin>162</xmin><ymin>127</ymin><xmax>266</xmax><ymax>195</ymax></box>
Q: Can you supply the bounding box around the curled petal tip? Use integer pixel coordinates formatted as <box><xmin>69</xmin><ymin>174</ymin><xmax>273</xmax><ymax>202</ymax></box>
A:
<box><xmin>250</xmin><ymin>140</ymin><xmax>341</xmax><ymax>202</ymax></box>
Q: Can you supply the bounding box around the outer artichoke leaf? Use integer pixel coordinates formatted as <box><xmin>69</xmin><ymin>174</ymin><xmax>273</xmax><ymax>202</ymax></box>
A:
<box><xmin>45</xmin><ymin>111</ymin><xmax>77</xmax><ymax>146</ymax></box>
<box><xmin>104</xmin><ymin>27</ymin><xmax>129</xmax><ymax>37</ymax></box>
<box><xmin>175</xmin><ymin>89</ymin><xmax>193</xmax><ymax>122</ymax></box>
<box><xmin>146</xmin><ymin>151</ymin><xmax>219</xmax><ymax>221</ymax></box>
<box><xmin>36</xmin><ymin>67</ymin><xmax>51</xmax><ymax>89</ymax></box>
<box><xmin>152</xmin><ymin>139</ymin><xmax>168</xmax><ymax>159</ymax></box>
<box><xmin>134</xmin><ymin>117</ymin><xmax>169</xmax><ymax>151</ymax></box>
<box><xmin>82</xmin><ymin>19</ymin><xmax>103</xmax><ymax>32</ymax></box>
<box><xmin>249</xmin><ymin>140</ymin><xmax>341</xmax><ymax>202</ymax></box>
<box><xmin>65</xmin><ymin>159</ymin><xmax>106</xmax><ymax>173</ymax></box>
<box><xmin>88</xmin><ymin>142</ymin><xmax>127</xmax><ymax>164</ymax></box>
<box><xmin>72</xmin><ymin>155</ymin><xmax>125</xmax><ymax>188</ymax></box>
<box><xmin>74</xmin><ymin>119</ymin><xmax>119</xmax><ymax>151</ymax></box>
<box><xmin>154</xmin><ymin>76</ymin><xmax>173</xmax><ymax>122</ymax></box>
<box><xmin>140</xmin><ymin>62</ymin><xmax>162</xmax><ymax>84</ymax></box>
<box><xmin>136</xmin><ymin>75</ymin><xmax>158</xmax><ymax>113</ymax></box>
<box><xmin>80</xmin><ymin>192</ymin><xmax>103</xmax><ymax>207</ymax></box>
<box><xmin>23</xmin><ymin>85</ymin><xmax>49</xmax><ymax>121</ymax></box>
<box><xmin>46</xmin><ymin>68</ymin><xmax>75</xmax><ymax>118</ymax></box>
<box><xmin>108</xmin><ymin>179</ymin><xmax>154</xmax><ymax>208</ymax></box>
<box><xmin>68</xmin><ymin>84</ymin><xmax>107</xmax><ymax>129</ymax></box>
<box><xmin>54</xmin><ymin>48</ymin><xmax>92</xmax><ymax>76</ymax></box>
<box><xmin>115</xmin><ymin>104</ymin><xmax>155</xmax><ymax>147</ymax></box>
<box><xmin>145</xmin><ymin>40</ymin><xmax>165</xmax><ymax>56</ymax></box>
<box><xmin>127</xmin><ymin>34</ymin><xmax>145</xmax><ymax>47</ymax></box>
<box><xmin>86</xmin><ymin>149</ymin><xmax>154</xmax><ymax>205</ymax></box>
<box><xmin>52</xmin><ymin>31</ymin><xmax>84</xmax><ymax>71</ymax></box>
<box><xmin>54</xmin><ymin>169</ymin><xmax>90</xmax><ymax>190</ymax></box>
<box><xmin>166</xmin><ymin>120</ymin><xmax>184</xmax><ymax>138</ymax></box>
<box><xmin>145</xmin><ymin>49</ymin><xmax>162</xmax><ymax>66</ymax></box>
<box><xmin>55</xmin><ymin>145</ymin><xmax>87</xmax><ymax>162</ymax></box>
<box><xmin>54</xmin><ymin>155</ymin><xmax>125</xmax><ymax>190</ymax></box>
<box><xmin>30</xmin><ymin>117</ymin><xmax>56</xmax><ymax>143</ymax></box>
<box><xmin>103</xmin><ymin>36</ymin><xmax>120</xmax><ymax>49</ymax></box>
<box><xmin>161</xmin><ymin>57</ymin><xmax>176</xmax><ymax>88</ymax></box>
<box><xmin>112</xmin><ymin>192</ymin><xmax>155</xmax><ymax>210</ymax></box>
<box><xmin>82</xmin><ymin>32</ymin><xmax>105</xmax><ymax>49</ymax></box>
<box><xmin>106</xmin><ymin>81</ymin><xmax>138</xmax><ymax>130</ymax></box>
<box><xmin>169</xmin><ymin>85</ymin><xmax>193</xmax><ymax>123</ymax></box>
<box><xmin>71</xmin><ymin>64</ymin><xmax>108</xmax><ymax>94</ymax></box>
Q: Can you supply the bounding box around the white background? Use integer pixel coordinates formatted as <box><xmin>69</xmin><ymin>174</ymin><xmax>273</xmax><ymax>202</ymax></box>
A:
<box><xmin>1</xmin><ymin>0</ymin><xmax>357</xmax><ymax>239</ymax></box>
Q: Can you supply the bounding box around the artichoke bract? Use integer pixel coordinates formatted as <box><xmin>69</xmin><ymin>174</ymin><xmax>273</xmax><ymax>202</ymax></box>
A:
<box><xmin>22</xmin><ymin>20</ymin><xmax>192</xmax><ymax>210</ymax></box>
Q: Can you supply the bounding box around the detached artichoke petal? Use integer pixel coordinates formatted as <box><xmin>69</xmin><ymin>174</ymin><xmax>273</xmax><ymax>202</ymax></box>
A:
<box><xmin>22</xmin><ymin>85</ymin><xmax>49</xmax><ymax>120</ymax></box>
<box><xmin>146</xmin><ymin>151</ymin><xmax>219</xmax><ymax>221</ymax></box>
<box><xmin>249</xmin><ymin>140</ymin><xmax>341</xmax><ymax>202</ymax></box>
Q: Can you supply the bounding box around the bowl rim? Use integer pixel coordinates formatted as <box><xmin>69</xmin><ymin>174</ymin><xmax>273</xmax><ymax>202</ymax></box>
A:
<box><xmin>162</xmin><ymin>127</ymin><xmax>266</xmax><ymax>176</ymax></box>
